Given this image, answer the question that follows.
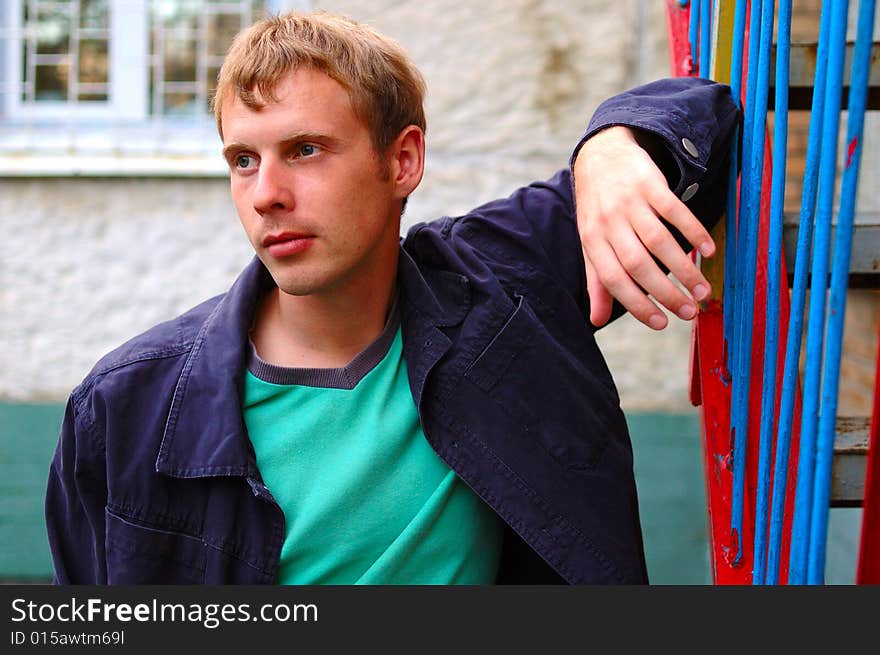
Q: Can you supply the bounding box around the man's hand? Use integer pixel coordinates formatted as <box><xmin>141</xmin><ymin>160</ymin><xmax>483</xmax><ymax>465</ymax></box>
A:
<box><xmin>573</xmin><ymin>125</ymin><xmax>716</xmax><ymax>330</ymax></box>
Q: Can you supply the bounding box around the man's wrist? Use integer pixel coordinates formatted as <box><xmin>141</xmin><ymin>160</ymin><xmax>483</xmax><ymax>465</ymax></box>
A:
<box><xmin>573</xmin><ymin>125</ymin><xmax>636</xmax><ymax>169</ymax></box>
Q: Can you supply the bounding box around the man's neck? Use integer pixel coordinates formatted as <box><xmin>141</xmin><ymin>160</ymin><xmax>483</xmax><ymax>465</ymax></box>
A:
<box><xmin>250</xmin><ymin>267</ymin><xmax>398</xmax><ymax>370</ymax></box>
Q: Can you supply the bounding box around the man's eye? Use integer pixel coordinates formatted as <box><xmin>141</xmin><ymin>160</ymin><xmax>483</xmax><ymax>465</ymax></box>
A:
<box><xmin>235</xmin><ymin>155</ymin><xmax>255</xmax><ymax>169</ymax></box>
<box><xmin>298</xmin><ymin>144</ymin><xmax>318</xmax><ymax>157</ymax></box>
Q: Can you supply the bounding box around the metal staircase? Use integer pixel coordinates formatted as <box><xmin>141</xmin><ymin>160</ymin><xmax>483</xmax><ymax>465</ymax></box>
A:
<box><xmin>665</xmin><ymin>0</ymin><xmax>879</xmax><ymax>583</ymax></box>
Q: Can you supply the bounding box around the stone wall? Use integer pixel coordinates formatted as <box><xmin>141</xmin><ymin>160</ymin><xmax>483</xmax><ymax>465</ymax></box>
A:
<box><xmin>1</xmin><ymin>177</ymin><xmax>250</xmax><ymax>400</ymax></box>
<box><xmin>2</xmin><ymin>0</ymin><xmax>686</xmax><ymax>409</ymax></box>
<box><xmin>3</xmin><ymin>1</ymin><xmax>874</xmax><ymax>414</ymax></box>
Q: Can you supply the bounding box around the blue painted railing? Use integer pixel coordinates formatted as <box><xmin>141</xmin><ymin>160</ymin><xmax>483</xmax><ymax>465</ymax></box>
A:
<box><xmin>687</xmin><ymin>0</ymin><xmax>876</xmax><ymax>583</ymax></box>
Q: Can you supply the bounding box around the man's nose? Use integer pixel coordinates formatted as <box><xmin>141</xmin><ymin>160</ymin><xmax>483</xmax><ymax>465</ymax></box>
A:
<box><xmin>252</xmin><ymin>160</ymin><xmax>294</xmax><ymax>215</ymax></box>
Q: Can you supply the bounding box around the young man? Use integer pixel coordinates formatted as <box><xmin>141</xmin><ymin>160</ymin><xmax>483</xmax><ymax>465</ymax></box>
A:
<box><xmin>46</xmin><ymin>11</ymin><xmax>738</xmax><ymax>584</ymax></box>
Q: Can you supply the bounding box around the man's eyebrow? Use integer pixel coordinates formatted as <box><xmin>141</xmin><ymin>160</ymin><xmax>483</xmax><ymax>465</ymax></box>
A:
<box><xmin>280</xmin><ymin>131</ymin><xmax>342</xmax><ymax>146</ymax></box>
<box><xmin>221</xmin><ymin>132</ymin><xmax>343</xmax><ymax>159</ymax></box>
<box><xmin>221</xmin><ymin>141</ymin><xmax>249</xmax><ymax>160</ymax></box>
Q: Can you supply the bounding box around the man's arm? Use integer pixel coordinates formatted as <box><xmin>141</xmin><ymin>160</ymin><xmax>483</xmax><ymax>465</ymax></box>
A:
<box><xmin>407</xmin><ymin>77</ymin><xmax>738</xmax><ymax>328</ymax></box>
<box><xmin>572</xmin><ymin>77</ymin><xmax>740</xmax><ymax>329</ymax></box>
<box><xmin>45</xmin><ymin>391</ymin><xmax>108</xmax><ymax>583</ymax></box>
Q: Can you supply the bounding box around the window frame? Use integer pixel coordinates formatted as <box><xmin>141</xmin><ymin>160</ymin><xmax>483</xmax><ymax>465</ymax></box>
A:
<box><xmin>0</xmin><ymin>0</ymin><xmax>307</xmax><ymax>176</ymax></box>
<box><xmin>4</xmin><ymin>0</ymin><xmax>149</xmax><ymax>122</ymax></box>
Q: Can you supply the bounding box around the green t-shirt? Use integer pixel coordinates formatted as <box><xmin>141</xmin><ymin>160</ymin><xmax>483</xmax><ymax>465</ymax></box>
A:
<box><xmin>242</xmin><ymin>312</ymin><xmax>504</xmax><ymax>584</ymax></box>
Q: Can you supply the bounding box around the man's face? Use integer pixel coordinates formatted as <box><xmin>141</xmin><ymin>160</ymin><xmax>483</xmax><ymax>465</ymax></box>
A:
<box><xmin>221</xmin><ymin>68</ymin><xmax>402</xmax><ymax>298</ymax></box>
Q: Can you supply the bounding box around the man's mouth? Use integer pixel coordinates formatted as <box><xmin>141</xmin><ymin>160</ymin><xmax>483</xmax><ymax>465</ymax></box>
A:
<box><xmin>262</xmin><ymin>232</ymin><xmax>315</xmax><ymax>257</ymax></box>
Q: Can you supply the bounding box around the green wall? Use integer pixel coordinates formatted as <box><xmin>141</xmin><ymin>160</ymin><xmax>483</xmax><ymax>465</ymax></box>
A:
<box><xmin>0</xmin><ymin>403</ymin><xmax>863</xmax><ymax>584</ymax></box>
<box><xmin>1</xmin><ymin>402</ymin><xmax>64</xmax><ymax>581</ymax></box>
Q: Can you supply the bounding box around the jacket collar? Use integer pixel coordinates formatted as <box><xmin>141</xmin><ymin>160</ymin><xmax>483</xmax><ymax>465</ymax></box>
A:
<box><xmin>397</xmin><ymin>247</ymin><xmax>470</xmax><ymax>410</ymax></box>
<box><xmin>156</xmin><ymin>248</ymin><xmax>471</xmax><ymax>478</ymax></box>
<box><xmin>156</xmin><ymin>256</ymin><xmax>274</xmax><ymax>479</ymax></box>
<box><xmin>396</xmin><ymin>246</ymin><xmax>470</xmax><ymax>327</ymax></box>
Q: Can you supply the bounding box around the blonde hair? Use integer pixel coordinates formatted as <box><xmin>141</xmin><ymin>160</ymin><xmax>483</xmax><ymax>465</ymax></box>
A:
<box><xmin>213</xmin><ymin>11</ymin><xmax>427</xmax><ymax>154</ymax></box>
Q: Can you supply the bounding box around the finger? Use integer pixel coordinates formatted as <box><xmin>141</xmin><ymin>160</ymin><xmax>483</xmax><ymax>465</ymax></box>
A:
<box><xmin>585</xmin><ymin>255</ymin><xmax>614</xmax><ymax>327</ymax></box>
<box><xmin>648</xmin><ymin>185</ymin><xmax>716</xmax><ymax>258</ymax></box>
<box><xmin>610</xmin><ymin>230</ymin><xmax>699</xmax><ymax>320</ymax></box>
<box><xmin>587</xmin><ymin>243</ymin><xmax>668</xmax><ymax>330</ymax></box>
<box><xmin>630</xmin><ymin>210</ymin><xmax>713</xmax><ymax>303</ymax></box>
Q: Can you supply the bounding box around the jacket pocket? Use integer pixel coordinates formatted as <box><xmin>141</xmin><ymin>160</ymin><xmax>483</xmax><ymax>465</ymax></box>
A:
<box><xmin>463</xmin><ymin>294</ymin><xmax>616</xmax><ymax>471</ymax></box>
<box><xmin>105</xmin><ymin>507</ymin><xmax>207</xmax><ymax>584</ymax></box>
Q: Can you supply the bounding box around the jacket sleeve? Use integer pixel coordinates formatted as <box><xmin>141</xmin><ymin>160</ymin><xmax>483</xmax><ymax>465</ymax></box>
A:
<box><xmin>432</xmin><ymin>77</ymin><xmax>739</xmax><ymax>322</ymax></box>
<box><xmin>45</xmin><ymin>388</ymin><xmax>108</xmax><ymax>584</ymax></box>
<box><xmin>572</xmin><ymin>76</ymin><xmax>740</xmax><ymax>242</ymax></box>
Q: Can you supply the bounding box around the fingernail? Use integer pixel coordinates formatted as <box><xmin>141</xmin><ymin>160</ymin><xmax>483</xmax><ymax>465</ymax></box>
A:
<box><xmin>648</xmin><ymin>314</ymin><xmax>666</xmax><ymax>330</ymax></box>
<box><xmin>699</xmin><ymin>242</ymin><xmax>714</xmax><ymax>257</ymax></box>
<box><xmin>694</xmin><ymin>283</ymin><xmax>709</xmax><ymax>301</ymax></box>
<box><xmin>678</xmin><ymin>304</ymin><xmax>697</xmax><ymax>320</ymax></box>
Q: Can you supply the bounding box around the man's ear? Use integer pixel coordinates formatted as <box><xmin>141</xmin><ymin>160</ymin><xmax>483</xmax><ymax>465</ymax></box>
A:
<box><xmin>388</xmin><ymin>125</ymin><xmax>425</xmax><ymax>199</ymax></box>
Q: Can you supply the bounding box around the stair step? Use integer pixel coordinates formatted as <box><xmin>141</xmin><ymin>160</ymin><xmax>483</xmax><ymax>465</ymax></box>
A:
<box><xmin>832</xmin><ymin>415</ymin><xmax>871</xmax><ymax>507</ymax></box>
<box><xmin>769</xmin><ymin>41</ymin><xmax>880</xmax><ymax>111</ymax></box>
<box><xmin>783</xmin><ymin>212</ymin><xmax>880</xmax><ymax>288</ymax></box>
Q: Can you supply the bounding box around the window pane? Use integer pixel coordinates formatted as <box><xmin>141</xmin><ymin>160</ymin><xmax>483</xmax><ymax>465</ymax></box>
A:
<box><xmin>163</xmin><ymin>38</ymin><xmax>197</xmax><ymax>82</ymax></box>
<box><xmin>20</xmin><ymin>0</ymin><xmax>115</xmax><ymax>107</ymax></box>
<box><xmin>21</xmin><ymin>42</ymin><xmax>29</xmax><ymax>97</ymax></box>
<box><xmin>35</xmin><ymin>64</ymin><xmax>70</xmax><ymax>100</ymax></box>
<box><xmin>78</xmin><ymin>91</ymin><xmax>108</xmax><ymax>101</ymax></box>
<box><xmin>205</xmin><ymin>64</ymin><xmax>221</xmax><ymax>113</ymax></box>
<box><xmin>207</xmin><ymin>13</ymin><xmax>241</xmax><ymax>57</ymax></box>
<box><xmin>163</xmin><ymin>91</ymin><xmax>197</xmax><ymax>116</ymax></box>
<box><xmin>78</xmin><ymin>39</ymin><xmax>108</xmax><ymax>84</ymax></box>
<box><xmin>35</xmin><ymin>4</ymin><xmax>72</xmax><ymax>55</ymax></box>
<box><xmin>79</xmin><ymin>0</ymin><xmax>109</xmax><ymax>29</ymax></box>
<box><xmin>149</xmin><ymin>0</ymin><xmax>268</xmax><ymax>116</ymax></box>
<box><xmin>153</xmin><ymin>0</ymin><xmax>200</xmax><ymax>31</ymax></box>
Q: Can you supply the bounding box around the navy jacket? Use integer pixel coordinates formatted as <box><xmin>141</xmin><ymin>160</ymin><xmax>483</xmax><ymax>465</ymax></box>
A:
<box><xmin>46</xmin><ymin>78</ymin><xmax>739</xmax><ymax>584</ymax></box>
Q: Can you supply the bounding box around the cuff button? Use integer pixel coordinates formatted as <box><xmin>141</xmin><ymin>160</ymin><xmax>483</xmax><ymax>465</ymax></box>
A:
<box><xmin>681</xmin><ymin>182</ymin><xmax>699</xmax><ymax>202</ymax></box>
<box><xmin>682</xmin><ymin>137</ymin><xmax>699</xmax><ymax>158</ymax></box>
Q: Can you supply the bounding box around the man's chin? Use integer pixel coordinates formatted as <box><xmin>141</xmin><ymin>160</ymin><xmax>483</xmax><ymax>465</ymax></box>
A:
<box><xmin>274</xmin><ymin>280</ymin><xmax>322</xmax><ymax>297</ymax></box>
<box><xmin>258</xmin><ymin>257</ymin><xmax>318</xmax><ymax>296</ymax></box>
<box><xmin>267</xmin><ymin>270</ymin><xmax>331</xmax><ymax>298</ymax></box>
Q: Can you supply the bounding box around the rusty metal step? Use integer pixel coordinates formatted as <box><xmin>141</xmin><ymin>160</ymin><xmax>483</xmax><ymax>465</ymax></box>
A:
<box><xmin>832</xmin><ymin>415</ymin><xmax>871</xmax><ymax>507</ymax></box>
<box><xmin>783</xmin><ymin>212</ymin><xmax>880</xmax><ymax>288</ymax></box>
<box><xmin>769</xmin><ymin>41</ymin><xmax>880</xmax><ymax>110</ymax></box>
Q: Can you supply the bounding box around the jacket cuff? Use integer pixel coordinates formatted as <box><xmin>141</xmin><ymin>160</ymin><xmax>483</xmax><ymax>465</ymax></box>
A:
<box><xmin>570</xmin><ymin>77</ymin><xmax>738</xmax><ymax>201</ymax></box>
